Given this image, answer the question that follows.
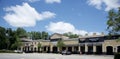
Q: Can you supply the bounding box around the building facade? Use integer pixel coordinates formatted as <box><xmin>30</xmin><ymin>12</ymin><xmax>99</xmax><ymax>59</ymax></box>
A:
<box><xmin>20</xmin><ymin>33</ymin><xmax>120</xmax><ymax>55</ymax></box>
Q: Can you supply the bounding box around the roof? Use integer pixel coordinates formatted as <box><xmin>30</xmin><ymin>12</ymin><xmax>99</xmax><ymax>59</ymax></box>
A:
<box><xmin>50</xmin><ymin>33</ymin><xmax>69</xmax><ymax>39</ymax></box>
<box><xmin>20</xmin><ymin>38</ymin><xmax>33</xmax><ymax>42</ymax></box>
<box><xmin>79</xmin><ymin>35</ymin><xmax>106</xmax><ymax>39</ymax></box>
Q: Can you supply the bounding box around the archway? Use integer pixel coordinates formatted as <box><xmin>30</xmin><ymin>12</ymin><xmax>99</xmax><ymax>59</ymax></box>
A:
<box><xmin>31</xmin><ymin>47</ymin><xmax>33</xmax><ymax>52</ymax></box>
<box><xmin>106</xmin><ymin>46</ymin><xmax>113</xmax><ymax>55</ymax></box>
<box><xmin>23</xmin><ymin>47</ymin><xmax>25</xmax><ymax>52</ymax></box>
<box><xmin>74</xmin><ymin>46</ymin><xmax>78</xmax><ymax>54</ymax></box>
<box><xmin>62</xmin><ymin>47</ymin><xmax>66</xmax><ymax>51</ymax></box>
<box><xmin>25</xmin><ymin>47</ymin><xmax>27</xmax><ymax>52</ymax></box>
<box><xmin>53</xmin><ymin>47</ymin><xmax>57</xmax><ymax>53</ymax></box>
<box><xmin>47</xmin><ymin>47</ymin><xmax>50</xmax><ymax>53</ymax></box>
<box><xmin>43</xmin><ymin>46</ymin><xmax>46</xmax><ymax>52</ymax></box>
<box><xmin>96</xmin><ymin>46</ymin><xmax>102</xmax><ymax>54</ymax></box>
<box><xmin>117</xmin><ymin>46</ymin><xmax>120</xmax><ymax>53</ymax></box>
<box><xmin>28</xmin><ymin>46</ymin><xmax>30</xmax><ymax>52</ymax></box>
<box><xmin>80</xmin><ymin>46</ymin><xmax>85</xmax><ymax>54</ymax></box>
<box><xmin>88</xmin><ymin>46</ymin><xmax>93</xmax><ymax>54</ymax></box>
<box><xmin>68</xmin><ymin>47</ymin><xmax>72</xmax><ymax>52</ymax></box>
<box><xmin>34</xmin><ymin>47</ymin><xmax>37</xmax><ymax>52</ymax></box>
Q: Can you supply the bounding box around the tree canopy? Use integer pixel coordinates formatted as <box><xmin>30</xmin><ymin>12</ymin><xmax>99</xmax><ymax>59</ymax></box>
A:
<box><xmin>57</xmin><ymin>40</ymin><xmax>65</xmax><ymax>52</ymax></box>
<box><xmin>0</xmin><ymin>26</ymin><xmax>49</xmax><ymax>50</ymax></box>
<box><xmin>27</xmin><ymin>31</ymin><xmax>49</xmax><ymax>40</ymax></box>
<box><xmin>107</xmin><ymin>7</ymin><xmax>120</xmax><ymax>35</ymax></box>
<box><xmin>63</xmin><ymin>32</ymin><xmax>79</xmax><ymax>38</ymax></box>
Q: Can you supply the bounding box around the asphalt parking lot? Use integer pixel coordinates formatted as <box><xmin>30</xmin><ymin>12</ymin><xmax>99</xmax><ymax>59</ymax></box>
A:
<box><xmin>0</xmin><ymin>53</ymin><xmax>114</xmax><ymax>59</ymax></box>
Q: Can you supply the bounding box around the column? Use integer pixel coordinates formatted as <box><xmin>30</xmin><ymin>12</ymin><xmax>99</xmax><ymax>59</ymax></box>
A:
<box><xmin>29</xmin><ymin>47</ymin><xmax>31</xmax><ymax>51</ymax></box>
<box><xmin>85</xmin><ymin>44</ymin><xmax>88</xmax><ymax>53</ymax></box>
<box><xmin>93</xmin><ymin>45</ymin><xmax>96</xmax><ymax>53</ymax></box>
<box><xmin>32</xmin><ymin>47</ymin><xmax>35</xmax><ymax>52</ymax></box>
<box><xmin>78</xmin><ymin>46</ymin><xmax>81</xmax><ymax>52</ymax></box>
<box><xmin>66</xmin><ymin>47</ymin><xmax>68</xmax><ymax>51</ymax></box>
<box><xmin>50</xmin><ymin>45</ymin><xmax>53</xmax><ymax>52</ymax></box>
<box><xmin>102</xmin><ymin>44</ymin><xmax>106</xmax><ymax>54</ymax></box>
<box><xmin>39</xmin><ymin>48</ymin><xmax>41</xmax><ymax>52</ymax></box>
<box><xmin>26</xmin><ymin>47</ymin><xmax>28</xmax><ymax>52</ymax></box>
<box><xmin>115</xmin><ymin>46</ymin><xmax>117</xmax><ymax>53</ymax></box>
<box><xmin>72</xmin><ymin>46</ymin><xmax>74</xmax><ymax>52</ymax></box>
<box><xmin>20</xmin><ymin>46</ymin><xmax>23</xmax><ymax>51</ymax></box>
<box><xmin>113</xmin><ymin>46</ymin><xmax>117</xmax><ymax>53</ymax></box>
<box><xmin>36</xmin><ymin>47</ymin><xmax>38</xmax><ymax>52</ymax></box>
<box><xmin>57</xmin><ymin>47</ymin><xmax>60</xmax><ymax>52</ymax></box>
<box><xmin>46</xmin><ymin>47</ymin><xmax>48</xmax><ymax>52</ymax></box>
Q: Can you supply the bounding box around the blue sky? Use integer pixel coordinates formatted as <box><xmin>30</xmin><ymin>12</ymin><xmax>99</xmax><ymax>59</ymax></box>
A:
<box><xmin>0</xmin><ymin>0</ymin><xmax>120</xmax><ymax>36</ymax></box>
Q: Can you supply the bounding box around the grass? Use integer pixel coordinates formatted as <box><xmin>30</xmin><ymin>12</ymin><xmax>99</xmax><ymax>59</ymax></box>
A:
<box><xmin>0</xmin><ymin>50</ymin><xmax>15</xmax><ymax>53</ymax></box>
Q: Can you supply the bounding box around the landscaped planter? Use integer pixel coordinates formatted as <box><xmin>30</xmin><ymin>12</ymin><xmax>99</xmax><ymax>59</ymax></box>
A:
<box><xmin>114</xmin><ymin>53</ymin><xmax>120</xmax><ymax>59</ymax></box>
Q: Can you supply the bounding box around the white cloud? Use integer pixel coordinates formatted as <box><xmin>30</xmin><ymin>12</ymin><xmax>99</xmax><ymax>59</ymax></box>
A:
<box><xmin>3</xmin><ymin>3</ymin><xmax>56</xmax><ymax>27</ymax></box>
<box><xmin>45</xmin><ymin>0</ymin><xmax>61</xmax><ymax>4</ymax></box>
<box><xmin>87</xmin><ymin>0</ymin><xmax>120</xmax><ymax>11</ymax></box>
<box><xmin>46</xmin><ymin>21</ymin><xmax>101</xmax><ymax>36</ymax></box>
<box><xmin>27</xmin><ymin>0</ymin><xmax>40</xmax><ymax>2</ymax></box>
<box><xmin>87</xmin><ymin>0</ymin><xmax>103</xmax><ymax>9</ymax></box>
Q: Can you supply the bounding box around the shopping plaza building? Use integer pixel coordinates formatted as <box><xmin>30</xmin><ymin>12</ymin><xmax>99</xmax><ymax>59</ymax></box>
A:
<box><xmin>20</xmin><ymin>33</ymin><xmax>120</xmax><ymax>55</ymax></box>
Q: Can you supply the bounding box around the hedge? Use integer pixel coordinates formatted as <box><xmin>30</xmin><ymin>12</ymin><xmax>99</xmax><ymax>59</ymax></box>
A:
<box><xmin>0</xmin><ymin>50</ymin><xmax>15</xmax><ymax>53</ymax></box>
<box><xmin>114</xmin><ymin>53</ymin><xmax>120</xmax><ymax>59</ymax></box>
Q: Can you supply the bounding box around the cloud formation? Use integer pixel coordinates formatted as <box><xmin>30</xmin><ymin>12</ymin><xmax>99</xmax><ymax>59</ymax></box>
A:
<box><xmin>27</xmin><ymin>0</ymin><xmax>40</xmax><ymax>2</ymax></box>
<box><xmin>46</xmin><ymin>21</ymin><xmax>101</xmax><ymax>36</ymax></box>
<box><xmin>45</xmin><ymin>0</ymin><xmax>61</xmax><ymax>4</ymax></box>
<box><xmin>3</xmin><ymin>3</ymin><xmax>56</xmax><ymax>27</ymax></box>
<box><xmin>87</xmin><ymin>0</ymin><xmax>120</xmax><ymax>11</ymax></box>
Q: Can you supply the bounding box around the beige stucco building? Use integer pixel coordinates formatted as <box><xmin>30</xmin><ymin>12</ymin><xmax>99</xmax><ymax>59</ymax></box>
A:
<box><xmin>20</xmin><ymin>33</ymin><xmax>120</xmax><ymax>55</ymax></box>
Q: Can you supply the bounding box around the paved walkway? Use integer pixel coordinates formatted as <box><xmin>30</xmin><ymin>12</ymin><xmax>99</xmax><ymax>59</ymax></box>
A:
<box><xmin>0</xmin><ymin>53</ymin><xmax>114</xmax><ymax>59</ymax></box>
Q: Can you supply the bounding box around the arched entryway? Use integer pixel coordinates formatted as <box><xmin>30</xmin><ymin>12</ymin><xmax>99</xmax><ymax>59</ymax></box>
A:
<box><xmin>53</xmin><ymin>46</ymin><xmax>58</xmax><ymax>53</ymax></box>
<box><xmin>62</xmin><ymin>47</ymin><xmax>66</xmax><ymax>51</ymax></box>
<box><xmin>96</xmin><ymin>46</ymin><xmax>102</xmax><ymax>54</ymax></box>
<box><xmin>74</xmin><ymin>46</ymin><xmax>78</xmax><ymax>54</ymax></box>
<box><xmin>23</xmin><ymin>47</ymin><xmax>25</xmax><ymax>52</ymax></box>
<box><xmin>106</xmin><ymin>46</ymin><xmax>113</xmax><ymax>55</ymax></box>
<box><xmin>38</xmin><ymin>48</ymin><xmax>40</xmax><ymax>52</ymax></box>
<box><xmin>25</xmin><ymin>46</ymin><xmax>28</xmax><ymax>52</ymax></box>
<box><xmin>80</xmin><ymin>46</ymin><xmax>85</xmax><ymax>54</ymax></box>
<box><xmin>117</xmin><ymin>46</ymin><xmax>120</xmax><ymax>53</ymax></box>
<box><xmin>34</xmin><ymin>47</ymin><xmax>37</xmax><ymax>52</ymax></box>
<box><xmin>47</xmin><ymin>47</ymin><xmax>50</xmax><ymax>53</ymax></box>
<box><xmin>88</xmin><ymin>46</ymin><xmax>93</xmax><ymax>54</ymax></box>
<box><xmin>28</xmin><ymin>46</ymin><xmax>30</xmax><ymax>52</ymax></box>
<box><xmin>31</xmin><ymin>47</ymin><xmax>33</xmax><ymax>52</ymax></box>
<box><xmin>68</xmin><ymin>47</ymin><xmax>72</xmax><ymax>52</ymax></box>
<box><xmin>43</xmin><ymin>46</ymin><xmax>46</xmax><ymax>52</ymax></box>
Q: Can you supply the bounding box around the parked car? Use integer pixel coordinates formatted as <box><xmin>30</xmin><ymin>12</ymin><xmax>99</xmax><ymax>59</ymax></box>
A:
<box><xmin>61</xmin><ymin>50</ymin><xmax>71</xmax><ymax>55</ymax></box>
<box><xmin>14</xmin><ymin>50</ymin><xmax>23</xmax><ymax>53</ymax></box>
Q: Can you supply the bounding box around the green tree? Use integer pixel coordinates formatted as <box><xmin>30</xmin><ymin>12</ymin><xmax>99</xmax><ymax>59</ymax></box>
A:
<box><xmin>29</xmin><ymin>31</ymin><xmax>43</xmax><ymax>40</ymax></box>
<box><xmin>11</xmin><ymin>36</ymin><xmax>22</xmax><ymax>50</ymax></box>
<box><xmin>6</xmin><ymin>28</ymin><xmax>13</xmax><ymax>49</ymax></box>
<box><xmin>38</xmin><ymin>42</ymin><xmax>41</xmax><ymax>52</ymax></box>
<box><xmin>0</xmin><ymin>27</ymin><xmax>24</xmax><ymax>50</ymax></box>
<box><xmin>16</xmin><ymin>27</ymin><xmax>27</xmax><ymax>38</ymax></box>
<box><xmin>0</xmin><ymin>26</ymin><xmax>10</xmax><ymax>49</ymax></box>
<box><xmin>41</xmin><ymin>31</ymin><xmax>49</xmax><ymax>40</ymax></box>
<box><xmin>28</xmin><ymin>31</ymin><xmax>49</xmax><ymax>40</ymax></box>
<box><xmin>63</xmin><ymin>32</ymin><xmax>79</xmax><ymax>38</ymax></box>
<box><xmin>8</xmin><ymin>30</ymin><xmax>22</xmax><ymax>50</ymax></box>
<box><xmin>107</xmin><ymin>8</ymin><xmax>120</xmax><ymax>35</ymax></box>
<box><xmin>57</xmin><ymin>40</ymin><xmax>65</xmax><ymax>52</ymax></box>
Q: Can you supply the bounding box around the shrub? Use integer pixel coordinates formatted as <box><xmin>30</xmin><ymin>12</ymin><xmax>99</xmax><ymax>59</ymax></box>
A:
<box><xmin>0</xmin><ymin>50</ymin><xmax>15</xmax><ymax>53</ymax></box>
<box><xmin>114</xmin><ymin>53</ymin><xmax>120</xmax><ymax>59</ymax></box>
